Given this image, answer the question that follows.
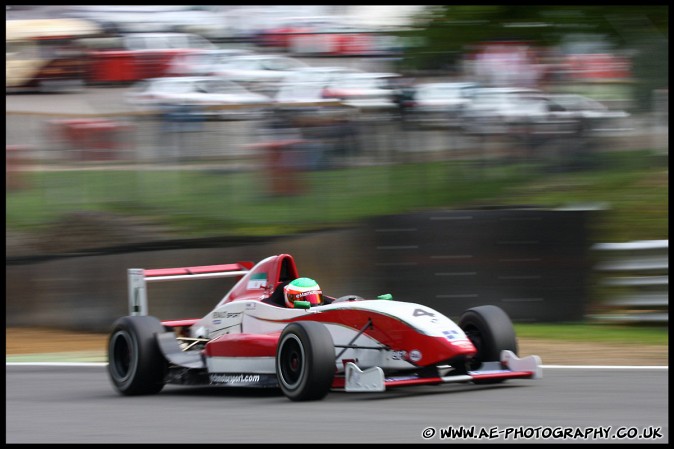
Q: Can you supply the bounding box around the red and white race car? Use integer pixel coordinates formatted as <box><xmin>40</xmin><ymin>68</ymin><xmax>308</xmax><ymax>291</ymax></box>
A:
<box><xmin>107</xmin><ymin>253</ymin><xmax>542</xmax><ymax>401</ymax></box>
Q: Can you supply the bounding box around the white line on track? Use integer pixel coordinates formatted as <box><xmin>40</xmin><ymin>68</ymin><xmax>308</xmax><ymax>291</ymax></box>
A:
<box><xmin>5</xmin><ymin>362</ymin><xmax>669</xmax><ymax>369</ymax></box>
<box><xmin>541</xmin><ymin>364</ymin><xmax>668</xmax><ymax>369</ymax></box>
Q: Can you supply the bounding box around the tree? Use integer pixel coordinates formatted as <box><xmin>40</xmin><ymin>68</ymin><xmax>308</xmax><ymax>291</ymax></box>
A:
<box><xmin>397</xmin><ymin>6</ymin><xmax>667</xmax><ymax>110</ymax></box>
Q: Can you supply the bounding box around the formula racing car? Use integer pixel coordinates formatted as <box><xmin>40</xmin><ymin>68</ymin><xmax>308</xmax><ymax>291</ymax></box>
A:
<box><xmin>107</xmin><ymin>253</ymin><xmax>542</xmax><ymax>401</ymax></box>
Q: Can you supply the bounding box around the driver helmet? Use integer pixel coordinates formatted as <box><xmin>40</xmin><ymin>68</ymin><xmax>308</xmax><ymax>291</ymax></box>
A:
<box><xmin>284</xmin><ymin>277</ymin><xmax>323</xmax><ymax>308</ymax></box>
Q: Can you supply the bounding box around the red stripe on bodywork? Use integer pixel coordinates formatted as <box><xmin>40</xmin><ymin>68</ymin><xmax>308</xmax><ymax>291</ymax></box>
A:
<box><xmin>161</xmin><ymin>319</ymin><xmax>200</xmax><ymax>328</ymax></box>
<box><xmin>385</xmin><ymin>377</ymin><xmax>444</xmax><ymax>387</ymax></box>
<box><xmin>292</xmin><ymin>309</ymin><xmax>476</xmax><ymax>367</ymax></box>
<box><xmin>144</xmin><ymin>263</ymin><xmax>249</xmax><ymax>277</ymax></box>
<box><xmin>469</xmin><ymin>371</ymin><xmax>534</xmax><ymax>381</ymax></box>
<box><xmin>204</xmin><ymin>332</ymin><xmax>281</xmax><ymax>358</ymax></box>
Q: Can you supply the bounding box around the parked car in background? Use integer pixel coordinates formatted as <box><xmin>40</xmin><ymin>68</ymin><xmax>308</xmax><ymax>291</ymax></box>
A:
<box><xmin>460</xmin><ymin>87</ymin><xmax>629</xmax><ymax>136</ymax></box>
<box><xmin>543</xmin><ymin>93</ymin><xmax>631</xmax><ymax>135</ymax></box>
<box><xmin>166</xmin><ymin>48</ymin><xmax>253</xmax><ymax>77</ymax></box>
<box><xmin>274</xmin><ymin>66</ymin><xmax>363</xmax><ymax>105</ymax></box>
<box><xmin>546</xmin><ymin>94</ymin><xmax>629</xmax><ymax>120</ymax></box>
<box><xmin>459</xmin><ymin>87</ymin><xmax>551</xmax><ymax>134</ymax></box>
<box><xmin>120</xmin><ymin>32</ymin><xmax>217</xmax><ymax>52</ymax></box>
<box><xmin>81</xmin><ymin>32</ymin><xmax>218</xmax><ymax>83</ymax></box>
<box><xmin>6</xmin><ymin>18</ymin><xmax>102</xmax><ymax>93</ymax></box>
<box><xmin>320</xmin><ymin>72</ymin><xmax>402</xmax><ymax>112</ymax></box>
<box><xmin>124</xmin><ymin>76</ymin><xmax>272</xmax><ymax>120</ymax></box>
<box><xmin>210</xmin><ymin>54</ymin><xmax>309</xmax><ymax>95</ymax></box>
<box><xmin>406</xmin><ymin>82</ymin><xmax>479</xmax><ymax>127</ymax></box>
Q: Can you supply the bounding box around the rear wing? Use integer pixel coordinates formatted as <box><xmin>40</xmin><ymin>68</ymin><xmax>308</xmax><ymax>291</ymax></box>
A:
<box><xmin>128</xmin><ymin>262</ymin><xmax>253</xmax><ymax>316</ymax></box>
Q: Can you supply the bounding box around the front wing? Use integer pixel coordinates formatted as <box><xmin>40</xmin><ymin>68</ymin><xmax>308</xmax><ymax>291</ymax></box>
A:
<box><xmin>338</xmin><ymin>350</ymin><xmax>542</xmax><ymax>392</ymax></box>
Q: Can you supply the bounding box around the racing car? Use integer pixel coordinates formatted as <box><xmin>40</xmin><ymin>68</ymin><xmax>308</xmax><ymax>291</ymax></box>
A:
<box><xmin>107</xmin><ymin>253</ymin><xmax>542</xmax><ymax>401</ymax></box>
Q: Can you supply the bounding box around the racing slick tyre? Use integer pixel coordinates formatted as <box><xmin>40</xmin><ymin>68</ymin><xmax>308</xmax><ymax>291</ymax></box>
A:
<box><xmin>276</xmin><ymin>321</ymin><xmax>335</xmax><ymax>401</ymax></box>
<box><xmin>458</xmin><ymin>305</ymin><xmax>518</xmax><ymax>383</ymax></box>
<box><xmin>107</xmin><ymin>315</ymin><xmax>168</xmax><ymax>396</ymax></box>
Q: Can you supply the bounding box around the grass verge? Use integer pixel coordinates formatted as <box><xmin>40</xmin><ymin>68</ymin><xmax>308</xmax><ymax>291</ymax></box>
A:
<box><xmin>515</xmin><ymin>323</ymin><xmax>668</xmax><ymax>346</ymax></box>
<box><xmin>6</xmin><ymin>150</ymin><xmax>668</xmax><ymax>242</ymax></box>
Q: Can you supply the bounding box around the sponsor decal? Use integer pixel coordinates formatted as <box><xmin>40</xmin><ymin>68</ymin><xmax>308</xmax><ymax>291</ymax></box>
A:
<box><xmin>247</xmin><ymin>273</ymin><xmax>267</xmax><ymax>289</ymax></box>
<box><xmin>409</xmin><ymin>349</ymin><xmax>422</xmax><ymax>362</ymax></box>
<box><xmin>443</xmin><ymin>330</ymin><xmax>461</xmax><ymax>340</ymax></box>
<box><xmin>212</xmin><ymin>319</ymin><xmax>221</xmax><ymax>325</ymax></box>
<box><xmin>292</xmin><ymin>290</ymin><xmax>320</xmax><ymax>299</ymax></box>
<box><xmin>210</xmin><ymin>373</ymin><xmax>261</xmax><ymax>384</ymax></box>
<box><xmin>213</xmin><ymin>311</ymin><xmax>242</xmax><ymax>319</ymax></box>
<box><xmin>246</xmin><ymin>302</ymin><xmax>257</xmax><ymax>310</ymax></box>
<box><xmin>391</xmin><ymin>350</ymin><xmax>407</xmax><ymax>360</ymax></box>
<box><xmin>209</xmin><ymin>373</ymin><xmax>278</xmax><ymax>388</ymax></box>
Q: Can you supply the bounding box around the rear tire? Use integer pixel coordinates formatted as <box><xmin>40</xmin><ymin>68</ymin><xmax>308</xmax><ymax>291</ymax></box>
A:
<box><xmin>107</xmin><ymin>315</ymin><xmax>168</xmax><ymax>396</ymax></box>
<box><xmin>276</xmin><ymin>321</ymin><xmax>335</xmax><ymax>401</ymax></box>
<box><xmin>459</xmin><ymin>305</ymin><xmax>518</xmax><ymax>383</ymax></box>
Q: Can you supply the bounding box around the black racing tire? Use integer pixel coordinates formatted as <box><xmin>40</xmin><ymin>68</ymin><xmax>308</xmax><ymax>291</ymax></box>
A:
<box><xmin>276</xmin><ymin>321</ymin><xmax>335</xmax><ymax>401</ymax></box>
<box><xmin>107</xmin><ymin>315</ymin><xmax>168</xmax><ymax>396</ymax></box>
<box><xmin>459</xmin><ymin>305</ymin><xmax>518</xmax><ymax>377</ymax></box>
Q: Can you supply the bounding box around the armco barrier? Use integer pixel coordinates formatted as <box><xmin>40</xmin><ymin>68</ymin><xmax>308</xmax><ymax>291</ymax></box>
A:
<box><xmin>590</xmin><ymin>240</ymin><xmax>668</xmax><ymax>323</ymax></box>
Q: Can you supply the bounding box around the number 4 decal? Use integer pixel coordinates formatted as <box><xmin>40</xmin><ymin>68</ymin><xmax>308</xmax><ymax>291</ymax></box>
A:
<box><xmin>414</xmin><ymin>308</ymin><xmax>438</xmax><ymax>323</ymax></box>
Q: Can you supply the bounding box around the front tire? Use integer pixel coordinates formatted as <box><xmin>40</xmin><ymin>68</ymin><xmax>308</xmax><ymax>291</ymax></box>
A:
<box><xmin>459</xmin><ymin>305</ymin><xmax>518</xmax><ymax>382</ymax></box>
<box><xmin>107</xmin><ymin>315</ymin><xmax>168</xmax><ymax>396</ymax></box>
<box><xmin>276</xmin><ymin>321</ymin><xmax>335</xmax><ymax>401</ymax></box>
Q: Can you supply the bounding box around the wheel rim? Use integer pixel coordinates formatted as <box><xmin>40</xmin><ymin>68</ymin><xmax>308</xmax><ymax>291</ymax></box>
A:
<box><xmin>278</xmin><ymin>334</ymin><xmax>305</xmax><ymax>389</ymax></box>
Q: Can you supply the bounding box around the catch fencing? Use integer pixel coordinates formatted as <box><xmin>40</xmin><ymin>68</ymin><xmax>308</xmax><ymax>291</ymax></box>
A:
<box><xmin>6</xmin><ymin>102</ymin><xmax>648</xmax><ymax>170</ymax></box>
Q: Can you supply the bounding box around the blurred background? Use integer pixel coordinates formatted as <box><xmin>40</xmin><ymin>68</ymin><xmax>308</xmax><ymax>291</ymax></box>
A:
<box><xmin>6</xmin><ymin>6</ymin><xmax>668</xmax><ymax>334</ymax></box>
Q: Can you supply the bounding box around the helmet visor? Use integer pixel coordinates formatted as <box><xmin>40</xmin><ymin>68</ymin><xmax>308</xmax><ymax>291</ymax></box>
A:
<box><xmin>287</xmin><ymin>290</ymin><xmax>323</xmax><ymax>306</ymax></box>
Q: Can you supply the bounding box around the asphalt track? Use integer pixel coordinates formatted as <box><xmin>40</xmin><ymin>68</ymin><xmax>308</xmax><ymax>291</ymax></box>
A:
<box><xmin>6</xmin><ymin>363</ymin><xmax>668</xmax><ymax>444</ymax></box>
